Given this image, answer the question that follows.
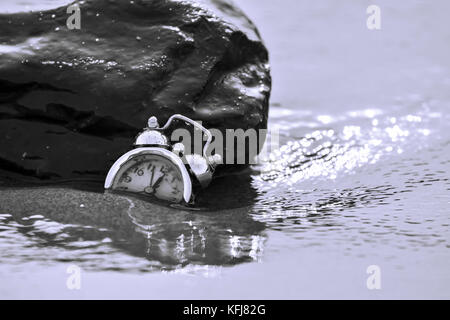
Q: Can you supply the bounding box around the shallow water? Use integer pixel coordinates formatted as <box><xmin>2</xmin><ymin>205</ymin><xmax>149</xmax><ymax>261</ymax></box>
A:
<box><xmin>1</xmin><ymin>0</ymin><xmax>449</xmax><ymax>299</ymax></box>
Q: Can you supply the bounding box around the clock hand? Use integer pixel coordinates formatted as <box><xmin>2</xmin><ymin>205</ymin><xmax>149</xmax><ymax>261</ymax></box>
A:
<box><xmin>152</xmin><ymin>175</ymin><xmax>164</xmax><ymax>190</ymax></box>
<box><xmin>149</xmin><ymin>166</ymin><xmax>155</xmax><ymax>185</ymax></box>
<box><xmin>144</xmin><ymin>166</ymin><xmax>158</xmax><ymax>195</ymax></box>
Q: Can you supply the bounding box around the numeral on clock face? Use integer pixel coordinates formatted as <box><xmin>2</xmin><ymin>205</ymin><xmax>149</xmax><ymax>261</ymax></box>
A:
<box><xmin>112</xmin><ymin>154</ymin><xmax>184</xmax><ymax>203</ymax></box>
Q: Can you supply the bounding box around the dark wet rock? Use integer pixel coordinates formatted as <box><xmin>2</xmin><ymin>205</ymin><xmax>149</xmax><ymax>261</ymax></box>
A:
<box><xmin>0</xmin><ymin>0</ymin><xmax>271</xmax><ymax>183</ymax></box>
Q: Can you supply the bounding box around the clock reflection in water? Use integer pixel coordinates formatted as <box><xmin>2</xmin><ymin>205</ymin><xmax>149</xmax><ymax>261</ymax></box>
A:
<box><xmin>112</xmin><ymin>154</ymin><xmax>185</xmax><ymax>203</ymax></box>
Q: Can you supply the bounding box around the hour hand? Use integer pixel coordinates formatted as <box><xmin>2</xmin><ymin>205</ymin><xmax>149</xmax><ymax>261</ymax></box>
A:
<box><xmin>152</xmin><ymin>175</ymin><xmax>164</xmax><ymax>189</ymax></box>
<box><xmin>144</xmin><ymin>173</ymin><xmax>163</xmax><ymax>195</ymax></box>
<box><xmin>144</xmin><ymin>175</ymin><xmax>159</xmax><ymax>195</ymax></box>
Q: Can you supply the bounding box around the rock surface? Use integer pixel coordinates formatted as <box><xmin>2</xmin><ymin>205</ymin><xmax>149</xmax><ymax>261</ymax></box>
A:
<box><xmin>0</xmin><ymin>0</ymin><xmax>271</xmax><ymax>184</ymax></box>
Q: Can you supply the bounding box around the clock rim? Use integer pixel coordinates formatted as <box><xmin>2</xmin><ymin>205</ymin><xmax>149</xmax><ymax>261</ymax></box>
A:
<box><xmin>104</xmin><ymin>147</ymin><xmax>192</xmax><ymax>203</ymax></box>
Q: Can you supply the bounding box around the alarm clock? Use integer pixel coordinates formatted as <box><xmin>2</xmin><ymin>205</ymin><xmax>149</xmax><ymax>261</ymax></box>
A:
<box><xmin>104</xmin><ymin>114</ymin><xmax>221</xmax><ymax>204</ymax></box>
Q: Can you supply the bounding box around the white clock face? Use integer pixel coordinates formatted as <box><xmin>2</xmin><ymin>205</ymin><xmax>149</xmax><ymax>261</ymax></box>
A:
<box><xmin>112</xmin><ymin>153</ymin><xmax>185</xmax><ymax>203</ymax></box>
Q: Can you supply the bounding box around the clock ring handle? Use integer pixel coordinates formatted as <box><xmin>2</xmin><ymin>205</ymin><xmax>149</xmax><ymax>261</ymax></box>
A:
<box><xmin>156</xmin><ymin>114</ymin><xmax>212</xmax><ymax>158</ymax></box>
